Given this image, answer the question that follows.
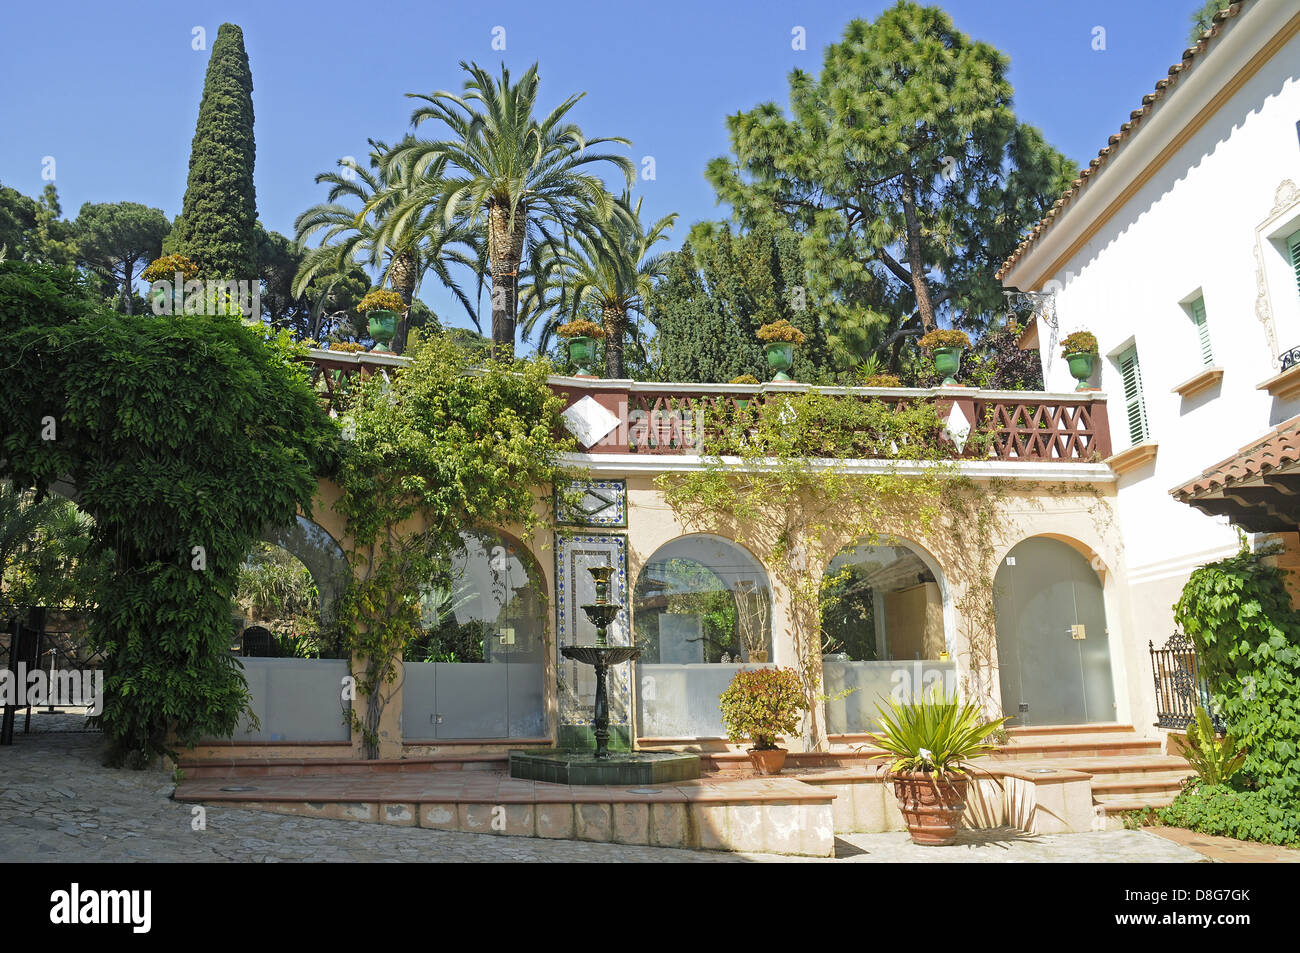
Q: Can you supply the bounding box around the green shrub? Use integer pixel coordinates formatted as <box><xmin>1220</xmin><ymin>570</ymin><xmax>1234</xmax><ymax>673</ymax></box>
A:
<box><xmin>1158</xmin><ymin>784</ymin><xmax>1300</xmax><ymax>847</ymax></box>
<box><xmin>718</xmin><ymin>666</ymin><xmax>807</xmax><ymax>750</ymax></box>
<box><xmin>870</xmin><ymin>690</ymin><xmax>1009</xmax><ymax>778</ymax></box>
<box><xmin>1174</xmin><ymin>547</ymin><xmax>1300</xmax><ymax>798</ymax></box>
<box><xmin>1059</xmin><ymin>330</ymin><xmax>1098</xmax><ymax>356</ymax></box>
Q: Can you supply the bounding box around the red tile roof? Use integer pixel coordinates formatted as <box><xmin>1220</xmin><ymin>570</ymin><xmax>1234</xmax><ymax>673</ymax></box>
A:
<box><xmin>996</xmin><ymin>1</ymin><xmax>1252</xmax><ymax>282</ymax></box>
<box><xmin>1172</xmin><ymin>413</ymin><xmax>1300</xmax><ymax>499</ymax></box>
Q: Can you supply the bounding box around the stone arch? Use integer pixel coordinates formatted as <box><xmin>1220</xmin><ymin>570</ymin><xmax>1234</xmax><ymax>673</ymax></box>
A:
<box><xmin>262</xmin><ymin>515</ymin><xmax>350</xmax><ymax>627</ymax></box>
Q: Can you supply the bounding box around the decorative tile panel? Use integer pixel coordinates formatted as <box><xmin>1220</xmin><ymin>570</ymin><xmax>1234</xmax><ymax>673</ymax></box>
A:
<box><xmin>555</xmin><ymin>479</ymin><xmax>627</xmax><ymax>528</ymax></box>
<box><xmin>554</xmin><ymin>533</ymin><xmax>630</xmax><ymax>733</ymax></box>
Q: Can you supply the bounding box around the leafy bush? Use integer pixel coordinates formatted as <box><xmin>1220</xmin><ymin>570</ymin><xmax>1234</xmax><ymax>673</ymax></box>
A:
<box><xmin>756</xmin><ymin>318</ymin><xmax>806</xmax><ymax>344</ymax></box>
<box><xmin>917</xmin><ymin>328</ymin><xmax>971</xmax><ymax>351</ymax></box>
<box><xmin>871</xmin><ymin>691</ymin><xmax>1009</xmax><ymax>777</ymax></box>
<box><xmin>729</xmin><ymin>374</ymin><xmax>760</xmax><ymax>385</ymax></box>
<box><xmin>1180</xmin><ymin>705</ymin><xmax>1247</xmax><ymax>786</ymax></box>
<box><xmin>1175</xmin><ymin>547</ymin><xmax>1300</xmax><ymax>798</ymax></box>
<box><xmin>141</xmin><ymin>253</ymin><xmax>199</xmax><ymax>283</ymax></box>
<box><xmin>1060</xmin><ymin>330</ymin><xmax>1098</xmax><ymax>357</ymax></box>
<box><xmin>860</xmin><ymin>373</ymin><xmax>902</xmax><ymax>388</ymax></box>
<box><xmin>718</xmin><ymin>666</ymin><xmax>807</xmax><ymax>749</ymax></box>
<box><xmin>1158</xmin><ymin>785</ymin><xmax>1300</xmax><ymax>847</ymax></box>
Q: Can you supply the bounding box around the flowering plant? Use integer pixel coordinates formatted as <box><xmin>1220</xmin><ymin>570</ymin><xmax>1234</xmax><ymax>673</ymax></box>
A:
<box><xmin>556</xmin><ymin>318</ymin><xmax>604</xmax><ymax>339</ymax></box>
<box><xmin>917</xmin><ymin>329</ymin><xmax>971</xmax><ymax>351</ymax></box>
<box><xmin>357</xmin><ymin>289</ymin><xmax>405</xmax><ymax>313</ymax></box>
<box><xmin>756</xmin><ymin>319</ymin><xmax>806</xmax><ymax>345</ymax></box>
<box><xmin>1060</xmin><ymin>331</ymin><xmax>1099</xmax><ymax>357</ymax></box>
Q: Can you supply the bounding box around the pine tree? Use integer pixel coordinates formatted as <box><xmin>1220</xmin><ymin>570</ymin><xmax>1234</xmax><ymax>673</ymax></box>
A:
<box><xmin>168</xmin><ymin>23</ymin><xmax>258</xmax><ymax>281</ymax></box>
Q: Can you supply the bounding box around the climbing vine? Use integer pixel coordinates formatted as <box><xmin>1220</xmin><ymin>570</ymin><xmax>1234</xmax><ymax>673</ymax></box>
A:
<box><xmin>0</xmin><ymin>261</ymin><xmax>337</xmax><ymax>766</ymax></box>
<box><xmin>331</xmin><ymin>335</ymin><xmax>574</xmax><ymax>757</ymax></box>
<box><xmin>658</xmin><ymin>390</ymin><xmax>1034</xmax><ymax>746</ymax></box>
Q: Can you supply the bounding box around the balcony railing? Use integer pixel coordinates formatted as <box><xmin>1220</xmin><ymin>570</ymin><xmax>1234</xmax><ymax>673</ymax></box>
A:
<box><xmin>303</xmin><ymin>350</ymin><xmax>1112</xmax><ymax>463</ymax></box>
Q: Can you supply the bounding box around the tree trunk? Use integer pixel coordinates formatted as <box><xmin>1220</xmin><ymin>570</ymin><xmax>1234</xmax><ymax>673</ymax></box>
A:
<box><xmin>121</xmin><ymin>259</ymin><xmax>134</xmax><ymax>315</ymax></box>
<box><xmin>899</xmin><ymin>174</ymin><xmax>936</xmax><ymax>335</ymax></box>
<box><xmin>388</xmin><ymin>250</ymin><xmax>417</xmax><ymax>354</ymax></box>
<box><xmin>603</xmin><ymin>305</ymin><xmax>627</xmax><ymax>379</ymax></box>
<box><xmin>488</xmin><ymin>200</ymin><xmax>526</xmax><ymax>359</ymax></box>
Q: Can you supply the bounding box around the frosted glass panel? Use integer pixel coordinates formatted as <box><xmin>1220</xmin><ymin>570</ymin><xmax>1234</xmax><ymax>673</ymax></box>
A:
<box><xmin>220</xmin><ymin>658</ymin><xmax>351</xmax><ymax>742</ymax></box>
<box><xmin>822</xmin><ymin>658</ymin><xmax>958</xmax><ymax>734</ymax></box>
<box><xmin>637</xmin><ymin>663</ymin><xmax>775</xmax><ymax>738</ymax></box>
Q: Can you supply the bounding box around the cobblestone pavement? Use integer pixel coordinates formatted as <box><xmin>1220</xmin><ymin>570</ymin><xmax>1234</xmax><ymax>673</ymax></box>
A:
<box><xmin>0</xmin><ymin>728</ymin><xmax>1208</xmax><ymax>863</ymax></box>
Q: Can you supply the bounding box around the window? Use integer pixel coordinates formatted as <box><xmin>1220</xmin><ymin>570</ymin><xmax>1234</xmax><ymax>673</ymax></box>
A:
<box><xmin>1289</xmin><ymin>229</ymin><xmax>1300</xmax><ymax>295</ymax></box>
<box><xmin>1116</xmin><ymin>344</ymin><xmax>1149</xmax><ymax>445</ymax></box>
<box><xmin>1189</xmin><ymin>296</ymin><xmax>1214</xmax><ymax>366</ymax></box>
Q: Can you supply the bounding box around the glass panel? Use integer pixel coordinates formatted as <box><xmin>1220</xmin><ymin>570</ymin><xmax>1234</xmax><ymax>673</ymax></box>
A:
<box><xmin>822</xmin><ymin>658</ymin><xmax>958</xmax><ymax>734</ymax></box>
<box><xmin>404</xmin><ymin>530</ymin><xmax>546</xmax><ymax>739</ymax></box>
<box><xmin>632</xmin><ymin>534</ymin><xmax>772</xmax><ymax>739</ymax></box>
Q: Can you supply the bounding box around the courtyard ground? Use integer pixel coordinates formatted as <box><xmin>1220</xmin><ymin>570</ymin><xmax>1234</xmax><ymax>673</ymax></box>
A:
<box><xmin>0</xmin><ymin>714</ymin><xmax>1261</xmax><ymax>863</ymax></box>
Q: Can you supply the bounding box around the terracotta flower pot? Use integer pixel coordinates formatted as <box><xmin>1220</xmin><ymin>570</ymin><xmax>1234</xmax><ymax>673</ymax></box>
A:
<box><xmin>891</xmin><ymin>771</ymin><xmax>969</xmax><ymax>846</ymax></box>
<box><xmin>747</xmin><ymin>747</ymin><xmax>787</xmax><ymax>775</ymax></box>
<box><xmin>1065</xmin><ymin>351</ymin><xmax>1097</xmax><ymax>391</ymax></box>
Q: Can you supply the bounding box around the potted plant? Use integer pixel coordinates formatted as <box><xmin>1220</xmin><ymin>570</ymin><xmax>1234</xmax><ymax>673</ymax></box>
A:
<box><xmin>861</xmin><ymin>373</ymin><xmax>902</xmax><ymax>388</ymax></box>
<box><xmin>1060</xmin><ymin>331</ymin><xmax>1100</xmax><ymax>391</ymax></box>
<box><xmin>756</xmin><ymin>319</ymin><xmax>806</xmax><ymax>381</ymax></box>
<box><xmin>870</xmin><ymin>691</ymin><xmax>1009</xmax><ymax>845</ymax></box>
<box><xmin>557</xmin><ymin>318</ymin><xmax>604</xmax><ymax>377</ymax></box>
<box><xmin>918</xmin><ymin>329</ymin><xmax>972</xmax><ymax>387</ymax></box>
<box><xmin>358</xmin><ymin>289</ymin><xmax>405</xmax><ymax>352</ymax></box>
<box><xmin>730</xmin><ymin>374</ymin><xmax>759</xmax><ymax>411</ymax></box>
<box><xmin>718</xmin><ymin>666</ymin><xmax>807</xmax><ymax>775</ymax></box>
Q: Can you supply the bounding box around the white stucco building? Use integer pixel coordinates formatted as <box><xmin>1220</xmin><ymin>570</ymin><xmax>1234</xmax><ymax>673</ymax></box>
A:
<box><xmin>1000</xmin><ymin>0</ymin><xmax>1300</xmax><ymax>645</ymax></box>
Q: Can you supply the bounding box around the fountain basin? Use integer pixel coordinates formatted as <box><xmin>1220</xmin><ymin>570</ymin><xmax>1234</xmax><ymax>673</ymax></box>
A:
<box><xmin>509</xmin><ymin>748</ymin><xmax>701</xmax><ymax>785</ymax></box>
<box><xmin>561</xmin><ymin>645</ymin><xmax>641</xmax><ymax>666</ymax></box>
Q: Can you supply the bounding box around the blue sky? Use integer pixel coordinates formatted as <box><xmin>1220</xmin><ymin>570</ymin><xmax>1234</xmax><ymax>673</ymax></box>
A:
<box><xmin>0</xmin><ymin>0</ymin><xmax>1204</xmax><ymax>340</ymax></box>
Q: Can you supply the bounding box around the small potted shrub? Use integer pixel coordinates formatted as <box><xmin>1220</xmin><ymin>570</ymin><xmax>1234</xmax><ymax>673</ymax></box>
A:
<box><xmin>861</xmin><ymin>373</ymin><xmax>902</xmax><ymax>388</ymax></box>
<box><xmin>917</xmin><ymin>329</ymin><xmax>972</xmax><ymax>387</ymax></box>
<box><xmin>730</xmin><ymin>373</ymin><xmax>759</xmax><ymax>411</ymax></box>
<box><xmin>358</xmin><ymin>289</ymin><xmax>406</xmax><ymax>352</ymax></box>
<box><xmin>871</xmin><ymin>690</ymin><xmax>1009</xmax><ymax>845</ymax></box>
<box><xmin>1060</xmin><ymin>331</ymin><xmax>1099</xmax><ymax>391</ymax></box>
<box><xmin>756</xmin><ymin>319</ymin><xmax>806</xmax><ymax>381</ymax></box>
<box><xmin>142</xmin><ymin>254</ymin><xmax>199</xmax><ymax>312</ymax></box>
<box><xmin>557</xmin><ymin>318</ymin><xmax>604</xmax><ymax>377</ymax></box>
<box><xmin>718</xmin><ymin>666</ymin><xmax>808</xmax><ymax>775</ymax></box>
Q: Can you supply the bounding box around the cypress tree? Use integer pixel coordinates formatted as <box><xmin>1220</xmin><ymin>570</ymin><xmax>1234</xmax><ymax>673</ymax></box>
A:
<box><xmin>169</xmin><ymin>23</ymin><xmax>258</xmax><ymax>280</ymax></box>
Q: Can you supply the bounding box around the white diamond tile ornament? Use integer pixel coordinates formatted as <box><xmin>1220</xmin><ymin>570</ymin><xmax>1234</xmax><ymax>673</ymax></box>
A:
<box><xmin>562</xmin><ymin>395</ymin><xmax>621</xmax><ymax>449</ymax></box>
<box><xmin>944</xmin><ymin>402</ymin><xmax>972</xmax><ymax>454</ymax></box>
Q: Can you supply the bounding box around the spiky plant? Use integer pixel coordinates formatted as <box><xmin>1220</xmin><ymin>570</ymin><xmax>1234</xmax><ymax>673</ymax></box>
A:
<box><xmin>871</xmin><ymin>690</ymin><xmax>1009</xmax><ymax>778</ymax></box>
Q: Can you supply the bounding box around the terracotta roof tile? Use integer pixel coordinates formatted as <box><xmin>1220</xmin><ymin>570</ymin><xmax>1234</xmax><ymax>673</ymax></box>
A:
<box><xmin>1171</xmin><ymin>414</ymin><xmax>1300</xmax><ymax>499</ymax></box>
<box><xmin>996</xmin><ymin>1</ymin><xmax>1251</xmax><ymax>281</ymax></box>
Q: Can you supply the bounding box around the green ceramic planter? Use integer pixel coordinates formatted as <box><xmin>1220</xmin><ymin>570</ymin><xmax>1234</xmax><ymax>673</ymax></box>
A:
<box><xmin>1066</xmin><ymin>351</ymin><xmax>1097</xmax><ymax>391</ymax></box>
<box><xmin>568</xmin><ymin>336</ymin><xmax>597</xmax><ymax>377</ymax></box>
<box><xmin>933</xmin><ymin>346</ymin><xmax>964</xmax><ymax>386</ymax></box>
<box><xmin>366</xmin><ymin>309</ymin><xmax>398</xmax><ymax>352</ymax></box>
<box><xmin>765</xmin><ymin>342</ymin><xmax>795</xmax><ymax>381</ymax></box>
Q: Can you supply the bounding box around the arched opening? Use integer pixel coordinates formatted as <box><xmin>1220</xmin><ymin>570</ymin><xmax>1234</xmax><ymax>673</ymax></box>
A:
<box><xmin>632</xmin><ymin>533</ymin><xmax>773</xmax><ymax>739</ymax></box>
<box><xmin>819</xmin><ymin>537</ymin><xmax>956</xmax><ymax>734</ymax></box>
<box><xmin>994</xmin><ymin>536</ymin><xmax>1116</xmax><ymax>726</ymax></box>
<box><xmin>402</xmin><ymin>529</ymin><xmax>548</xmax><ymax>740</ymax></box>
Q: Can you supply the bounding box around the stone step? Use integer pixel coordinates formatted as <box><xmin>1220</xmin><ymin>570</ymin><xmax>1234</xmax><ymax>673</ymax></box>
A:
<box><xmin>173</xmin><ymin>771</ymin><xmax>837</xmax><ymax>857</ymax></box>
<box><xmin>1031</xmin><ymin>756</ymin><xmax>1190</xmax><ymax>783</ymax></box>
<box><xmin>991</xmin><ymin>738</ymin><xmax>1162</xmax><ymax>760</ymax></box>
<box><xmin>1090</xmin><ymin>776</ymin><xmax>1187</xmax><ymax>797</ymax></box>
<box><xmin>1005</xmin><ymin>723</ymin><xmax>1137</xmax><ymax>742</ymax></box>
<box><xmin>1094</xmin><ymin>793</ymin><xmax>1179</xmax><ymax>813</ymax></box>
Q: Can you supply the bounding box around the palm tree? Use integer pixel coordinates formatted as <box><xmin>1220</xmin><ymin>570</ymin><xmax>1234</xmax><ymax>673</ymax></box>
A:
<box><xmin>525</xmin><ymin>192</ymin><xmax>676</xmax><ymax>378</ymax></box>
<box><xmin>293</xmin><ymin>139</ymin><xmax>480</xmax><ymax>351</ymax></box>
<box><xmin>391</xmin><ymin>61</ymin><xmax>635</xmax><ymax>357</ymax></box>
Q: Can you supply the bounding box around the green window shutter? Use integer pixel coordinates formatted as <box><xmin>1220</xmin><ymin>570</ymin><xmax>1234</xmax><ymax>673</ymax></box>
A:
<box><xmin>1289</xmin><ymin>231</ymin><xmax>1300</xmax><ymax>294</ymax></box>
<box><xmin>1190</xmin><ymin>297</ymin><xmax>1213</xmax><ymax>366</ymax></box>
<box><xmin>1118</xmin><ymin>345</ymin><xmax>1149</xmax><ymax>445</ymax></box>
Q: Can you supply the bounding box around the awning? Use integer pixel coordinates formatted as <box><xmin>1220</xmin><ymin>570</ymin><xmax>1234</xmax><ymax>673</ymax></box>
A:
<box><xmin>1170</xmin><ymin>414</ymin><xmax>1300</xmax><ymax>532</ymax></box>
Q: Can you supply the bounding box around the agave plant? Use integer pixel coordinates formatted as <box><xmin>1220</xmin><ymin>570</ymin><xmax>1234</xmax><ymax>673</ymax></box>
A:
<box><xmin>871</xmin><ymin>690</ymin><xmax>1009</xmax><ymax>778</ymax></box>
<box><xmin>1181</xmin><ymin>705</ymin><xmax>1246</xmax><ymax>786</ymax></box>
